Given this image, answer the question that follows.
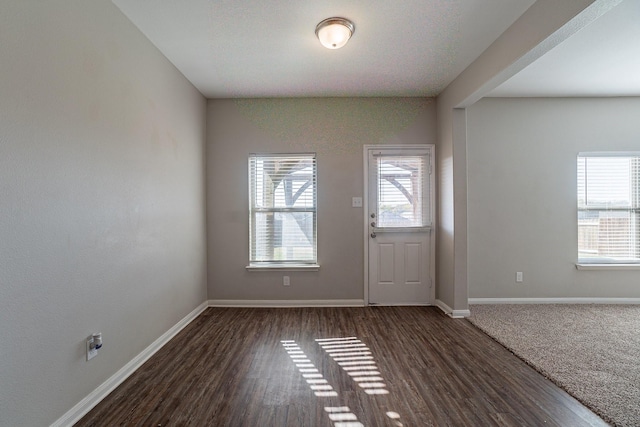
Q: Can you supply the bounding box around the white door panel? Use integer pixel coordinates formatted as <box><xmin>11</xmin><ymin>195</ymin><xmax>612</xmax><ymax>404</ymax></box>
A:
<box><xmin>404</xmin><ymin>242</ymin><xmax>422</xmax><ymax>284</ymax></box>
<box><xmin>377</xmin><ymin>243</ymin><xmax>395</xmax><ymax>283</ymax></box>
<box><xmin>369</xmin><ymin>232</ymin><xmax>430</xmax><ymax>304</ymax></box>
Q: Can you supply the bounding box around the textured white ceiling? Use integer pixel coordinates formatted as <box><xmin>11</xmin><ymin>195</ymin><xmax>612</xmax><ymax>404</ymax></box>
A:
<box><xmin>112</xmin><ymin>0</ymin><xmax>536</xmax><ymax>98</ymax></box>
<box><xmin>490</xmin><ymin>0</ymin><xmax>640</xmax><ymax>97</ymax></box>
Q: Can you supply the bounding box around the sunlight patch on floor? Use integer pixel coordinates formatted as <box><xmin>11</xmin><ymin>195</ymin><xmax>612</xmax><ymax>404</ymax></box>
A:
<box><xmin>282</xmin><ymin>337</ymin><xmax>404</xmax><ymax>426</ymax></box>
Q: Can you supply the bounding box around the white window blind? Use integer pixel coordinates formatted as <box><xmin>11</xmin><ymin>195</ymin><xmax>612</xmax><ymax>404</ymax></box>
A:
<box><xmin>249</xmin><ymin>154</ymin><xmax>317</xmax><ymax>265</ymax></box>
<box><xmin>375</xmin><ymin>154</ymin><xmax>430</xmax><ymax>228</ymax></box>
<box><xmin>577</xmin><ymin>153</ymin><xmax>640</xmax><ymax>264</ymax></box>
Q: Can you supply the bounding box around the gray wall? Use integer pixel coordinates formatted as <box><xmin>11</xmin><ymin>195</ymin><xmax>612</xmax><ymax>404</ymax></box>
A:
<box><xmin>0</xmin><ymin>1</ymin><xmax>207</xmax><ymax>425</ymax></box>
<box><xmin>467</xmin><ymin>97</ymin><xmax>640</xmax><ymax>298</ymax></box>
<box><xmin>207</xmin><ymin>98</ymin><xmax>435</xmax><ymax>301</ymax></box>
<box><xmin>435</xmin><ymin>0</ymin><xmax>601</xmax><ymax>313</ymax></box>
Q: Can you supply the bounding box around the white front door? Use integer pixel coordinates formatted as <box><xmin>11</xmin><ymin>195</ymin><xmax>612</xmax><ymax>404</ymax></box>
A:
<box><xmin>365</xmin><ymin>146</ymin><xmax>434</xmax><ymax>305</ymax></box>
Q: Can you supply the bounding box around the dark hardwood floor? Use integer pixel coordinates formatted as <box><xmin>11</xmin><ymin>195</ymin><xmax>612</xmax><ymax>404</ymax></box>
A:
<box><xmin>76</xmin><ymin>307</ymin><xmax>608</xmax><ymax>426</ymax></box>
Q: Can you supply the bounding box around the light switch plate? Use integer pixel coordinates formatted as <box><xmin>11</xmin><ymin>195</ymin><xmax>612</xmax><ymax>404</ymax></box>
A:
<box><xmin>86</xmin><ymin>338</ymin><xmax>98</xmax><ymax>361</ymax></box>
<box><xmin>352</xmin><ymin>197</ymin><xmax>363</xmax><ymax>208</ymax></box>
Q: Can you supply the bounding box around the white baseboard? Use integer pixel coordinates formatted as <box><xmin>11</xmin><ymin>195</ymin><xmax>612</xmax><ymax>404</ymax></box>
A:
<box><xmin>51</xmin><ymin>301</ymin><xmax>208</xmax><ymax>427</ymax></box>
<box><xmin>469</xmin><ymin>297</ymin><xmax>640</xmax><ymax>305</ymax></box>
<box><xmin>435</xmin><ymin>299</ymin><xmax>471</xmax><ymax>318</ymax></box>
<box><xmin>208</xmin><ymin>299</ymin><xmax>366</xmax><ymax>308</ymax></box>
<box><xmin>368</xmin><ymin>303</ymin><xmax>431</xmax><ymax>307</ymax></box>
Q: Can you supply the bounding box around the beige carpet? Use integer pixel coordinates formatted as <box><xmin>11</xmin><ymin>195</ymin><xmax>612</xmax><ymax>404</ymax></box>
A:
<box><xmin>468</xmin><ymin>304</ymin><xmax>640</xmax><ymax>427</ymax></box>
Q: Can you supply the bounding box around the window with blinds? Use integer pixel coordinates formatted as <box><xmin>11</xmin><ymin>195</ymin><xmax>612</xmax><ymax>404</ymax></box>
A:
<box><xmin>375</xmin><ymin>154</ymin><xmax>430</xmax><ymax>228</ymax></box>
<box><xmin>577</xmin><ymin>153</ymin><xmax>640</xmax><ymax>264</ymax></box>
<box><xmin>249</xmin><ymin>154</ymin><xmax>317</xmax><ymax>265</ymax></box>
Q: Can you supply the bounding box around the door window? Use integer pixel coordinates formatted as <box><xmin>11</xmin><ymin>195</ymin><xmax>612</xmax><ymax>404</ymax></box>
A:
<box><xmin>374</xmin><ymin>154</ymin><xmax>430</xmax><ymax>228</ymax></box>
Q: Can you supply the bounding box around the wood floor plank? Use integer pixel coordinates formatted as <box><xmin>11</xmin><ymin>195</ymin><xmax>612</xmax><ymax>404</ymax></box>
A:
<box><xmin>76</xmin><ymin>307</ymin><xmax>609</xmax><ymax>426</ymax></box>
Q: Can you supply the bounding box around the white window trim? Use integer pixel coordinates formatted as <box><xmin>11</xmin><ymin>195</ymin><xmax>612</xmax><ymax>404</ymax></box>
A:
<box><xmin>248</xmin><ymin>153</ymin><xmax>318</xmax><ymax>269</ymax></box>
<box><xmin>577</xmin><ymin>151</ymin><xmax>640</xmax><ymax>266</ymax></box>
<box><xmin>576</xmin><ymin>263</ymin><xmax>640</xmax><ymax>270</ymax></box>
<box><xmin>246</xmin><ymin>264</ymin><xmax>320</xmax><ymax>272</ymax></box>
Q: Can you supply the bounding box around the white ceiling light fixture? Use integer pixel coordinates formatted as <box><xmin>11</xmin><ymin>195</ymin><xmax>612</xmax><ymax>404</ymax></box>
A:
<box><xmin>315</xmin><ymin>17</ymin><xmax>355</xmax><ymax>49</ymax></box>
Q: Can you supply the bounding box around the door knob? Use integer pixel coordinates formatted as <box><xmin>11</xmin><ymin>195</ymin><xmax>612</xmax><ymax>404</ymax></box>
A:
<box><xmin>370</xmin><ymin>221</ymin><xmax>376</xmax><ymax>227</ymax></box>
<box><xmin>370</xmin><ymin>213</ymin><xmax>376</xmax><ymax>218</ymax></box>
<box><xmin>370</xmin><ymin>232</ymin><xmax>376</xmax><ymax>238</ymax></box>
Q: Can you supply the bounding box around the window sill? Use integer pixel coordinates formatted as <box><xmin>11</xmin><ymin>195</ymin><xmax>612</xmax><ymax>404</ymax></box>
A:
<box><xmin>576</xmin><ymin>263</ymin><xmax>640</xmax><ymax>271</ymax></box>
<box><xmin>246</xmin><ymin>264</ymin><xmax>320</xmax><ymax>272</ymax></box>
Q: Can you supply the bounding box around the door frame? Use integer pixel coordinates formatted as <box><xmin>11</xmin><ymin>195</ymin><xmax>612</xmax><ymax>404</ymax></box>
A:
<box><xmin>363</xmin><ymin>144</ymin><xmax>436</xmax><ymax>306</ymax></box>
